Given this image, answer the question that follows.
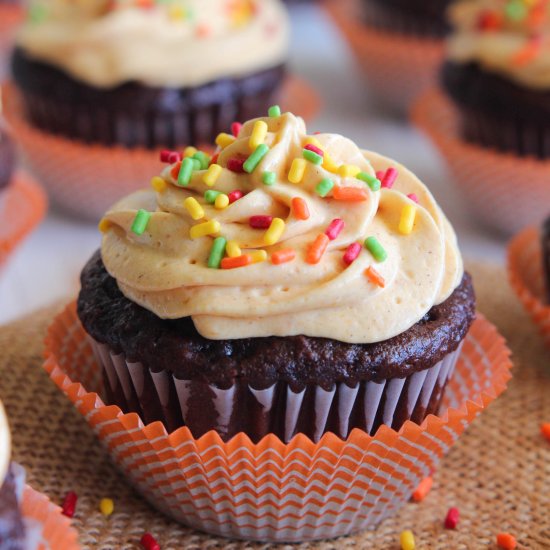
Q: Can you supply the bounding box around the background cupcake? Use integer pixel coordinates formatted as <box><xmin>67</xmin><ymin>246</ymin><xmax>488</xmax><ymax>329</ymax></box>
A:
<box><xmin>77</xmin><ymin>109</ymin><xmax>475</xmax><ymax>443</ymax></box>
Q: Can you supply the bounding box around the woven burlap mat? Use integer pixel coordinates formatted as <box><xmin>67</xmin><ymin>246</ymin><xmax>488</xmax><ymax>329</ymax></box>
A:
<box><xmin>0</xmin><ymin>262</ymin><xmax>548</xmax><ymax>549</ymax></box>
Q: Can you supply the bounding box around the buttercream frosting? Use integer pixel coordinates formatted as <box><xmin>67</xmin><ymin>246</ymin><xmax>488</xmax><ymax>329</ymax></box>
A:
<box><xmin>100</xmin><ymin>112</ymin><xmax>463</xmax><ymax>344</ymax></box>
<box><xmin>16</xmin><ymin>0</ymin><xmax>289</xmax><ymax>88</ymax></box>
<box><xmin>447</xmin><ymin>0</ymin><xmax>550</xmax><ymax>89</ymax></box>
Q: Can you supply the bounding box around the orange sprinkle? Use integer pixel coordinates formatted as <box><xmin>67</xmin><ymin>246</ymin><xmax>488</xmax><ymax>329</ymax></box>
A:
<box><xmin>529</xmin><ymin>6</ymin><xmax>545</xmax><ymax>28</ymax></box>
<box><xmin>272</xmin><ymin>249</ymin><xmax>296</xmax><ymax>265</ymax></box>
<box><xmin>540</xmin><ymin>423</ymin><xmax>550</xmax><ymax>441</ymax></box>
<box><xmin>412</xmin><ymin>477</ymin><xmax>433</xmax><ymax>502</ymax></box>
<box><xmin>497</xmin><ymin>533</ymin><xmax>517</xmax><ymax>550</ymax></box>
<box><xmin>291</xmin><ymin>197</ymin><xmax>310</xmax><ymax>220</ymax></box>
<box><xmin>170</xmin><ymin>161</ymin><xmax>181</xmax><ymax>180</ymax></box>
<box><xmin>511</xmin><ymin>38</ymin><xmax>541</xmax><ymax>66</ymax></box>
<box><xmin>332</xmin><ymin>186</ymin><xmax>369</xmax><ymax>202</ymax></box>
<box><xmin>221</xmin><ymin>255</ymin><xmax>253</xmax><ymax>270</ymax></box>
<box><xmin>365</xmin><ymin>266</ymin><xmax>385</xmax><ymax>288</ymax></box>
<box><xmin>306</xmin><ymin>234</ymin><xmax>329</xmax><ymax>265</ymax></box>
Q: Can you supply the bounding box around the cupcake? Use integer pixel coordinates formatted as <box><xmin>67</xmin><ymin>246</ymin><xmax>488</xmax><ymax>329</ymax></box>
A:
<box><xmin>442</xmin><ymin>0</ymin><xmax>550</xmax><ymax>157</ymax></box>
<box><xmin>11</xmin><ymin>0</ymin><xmax>289</xmax><ymax>149</ymax></box>
<box><xmin>77</xmin><ymin>108</ymin><xmax>476</xmax><ymax>444</ymax></box>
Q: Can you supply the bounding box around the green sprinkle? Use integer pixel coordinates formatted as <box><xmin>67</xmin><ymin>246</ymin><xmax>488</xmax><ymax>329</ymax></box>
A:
<box><xmin>315</xmin><ymin>178</ymin><xmax>334</xmax><ymax>198</ymax></box>
<box><xmin>131</xmin><ymin>209</ymin><xmax>151</xmax><ymax>236</ymax></box>
<box><xmin>357</xmin><ymin>172</ymin><xmax>381</xmax><ymax>192</ymax></box>
<box><xmin>28</xmin><ymin>5</ymin><xmax>47</xmax><ymax>23</ymax></box>
<box><xmin>205</xmin><ymin>190</ymin><xmax>222</xmax><ymax>204</ymax></box>
<box><xmin>303</xmin><ymin>149</ymin><xmax>323</xmax><ymax>165</ymax></box>
<box><xmin>505</xmin><ymin>0</ymin><xmax>527</xmax><ymax>21</ymax></box>
<box><xmin>262</xmin><ymin>171</ymin><xmax>276</xmax><ymax>186</ymax></box>
<box><xmin>177</xmin><ymin>158</ymin><xmax>195</xmax><ymax>187</ymax></box>
<box><xmin>193</xmin><ymin>151</ymin><xmax>210</xmax><ymax>170</ymax></box>
<box><xmin>268</xmin><ymin>105</ymin><xmax>281</xmax><ymax>117</ymax></box>
<box><xmin>364</xmin><ymin>236</ymin><xmax>387</xmax><ymax>262</ymax></box>
<box><xmin>244</xmin><ymin>144</ymin><xmax>269</xmax><ymax>174</ymax></box>
<box><xmin>208</xmin><ymin>237</ymin><xmax>227</xmax><ymax>269</ymax></box>
<box><xmin>191</xmin><ymin>158</ymin><xmax>201</xmax><ymax>171</ymax></box>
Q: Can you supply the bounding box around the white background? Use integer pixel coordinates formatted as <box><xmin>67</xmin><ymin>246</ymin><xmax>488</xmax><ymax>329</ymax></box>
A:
<box><xmin>0</xmin><ymin>4</ymin><xmax>506</xmax><ymax>325</ymax></box>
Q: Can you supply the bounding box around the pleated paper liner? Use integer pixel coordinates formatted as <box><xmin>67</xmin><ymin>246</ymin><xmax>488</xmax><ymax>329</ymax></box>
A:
<box><xmin>43</xmin><ymin>303</ymin><xmax>512</xmax><ymax>543</ymax></box>
<box><xmin>21</xmin><ymin>485</ymin><xmax>81</xmax><ymax>550</ymax></box>
<box><xmin>0</xmin><ymin>171</ymin><xmax>46</xmax><ymax>271</ymax></box>
<box><xmin>508</xmin><ymin>227</ymin><xmax>550</xmax><ymax>349</ymax></box>
<box><xmin>412</xmin><ymin>89</ymin><xmax>550</xmax><ymax>236</ymax></box>
<box><xmin>324</xmin><ymin>0</ymin><xmax>444</xmax><ymax>113</ymax></box>
<box><xmin>0</xmin><ymin>5</ymin><xmax>22</xmax><ymax>80</ymax></box>
<box><xmin>4</xmin><ymin>77</ymin><xmax>321</xmax><ymax>222</ymax></box>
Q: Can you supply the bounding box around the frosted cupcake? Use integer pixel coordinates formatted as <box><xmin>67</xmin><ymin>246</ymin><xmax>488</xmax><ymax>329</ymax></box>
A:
<box><xmin>77</xmin><ymin>108</ymin><xmax>475</xmax><ymax>443</ymax></box>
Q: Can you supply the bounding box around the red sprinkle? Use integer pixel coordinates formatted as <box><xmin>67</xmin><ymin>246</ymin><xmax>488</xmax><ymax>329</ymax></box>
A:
<box><xmin>444</xmin><ymin>507</ymin><xmax>460</xmax><ymax>529</ymax></box>
<box><xmin>407</xmin><ymin>193</ymin><xmax>419</xmax><ymax>203</ymax></box>
<box><xmin>160</xmin><ymin>150</ymin><xmax>181</xmax><ymax>164</ymax></box>
<box><xmin>228</xmin><ymin>190</ymin><xmax>244</xmax><ymax>204</ymax></box>
<box><xmin>250</xmin><ymin>215</ymin><xmax>273</xmax><ymax>229</ymax></box>
<box><xmin>343</xmin><ymin>242</ymin><xmax>361</xmax><ymax>266</ymax></box>
<box><xmin>304</xmin><ymin>143</ymin><xmax>324</xmax><ymax>157</ymax></box>
<box><xmin>227</xmin><ymin>157</ymin><xmax>246</xmax><ymax>173</ymax></box>
<box><xmin>381</xmin><ymin>167</ymin><xmax>398</xmax><ymax>189</ymax></box>
<box><xmin>231</xmin><ymin>122</ymin><xmax>242</xmax><ymax>137</ymax></box>
<box><xmin>375</xmin><ymin>170</ymin><xmax>385</xmax><ymax>180</ymax></box>
<box><xmin>325</xmin><ymin>218</ymin><xmax>345</xmax><ymax>240</ymax></box>
<box><xmin>210</xmin><ymin>152</ymin><xmax>219</xmax><ymax>166</ymax></box>
<box><xmin>61</xmin><ymin>492</ymin><xmax>77</xmax><ymax>518</ymax></box>
<box><xmin>170</xmin><ymin>161</ymin><xmax>181</xmax><ymax>180</ymax></box>
<box><xmin>140</xmin><ymin>532</ymin><xmax>160</xmax><ymax>550</ymax></box>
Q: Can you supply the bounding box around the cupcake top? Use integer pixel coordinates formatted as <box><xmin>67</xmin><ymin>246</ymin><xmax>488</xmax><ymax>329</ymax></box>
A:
<box><xmin>0</xmin><ymin>401</ymin><xmax>11</xmax><ymax>487</ymax></box>
<box><xmin>16</xmin><ymin>0</ymin><xmax>289</xmax><ymax>88</ymax></box>
<box><xmin>447</xmin><ymin>0</ymin><xmax>550</xmax><ymax>89</ymax></box>
<box><xmin>99</xmin><ymin>109</ymin><xmax>464</xmax><ymax>344</ymax></box>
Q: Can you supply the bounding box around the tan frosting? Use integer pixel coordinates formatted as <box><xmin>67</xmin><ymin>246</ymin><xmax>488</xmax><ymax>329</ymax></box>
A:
<box><xmin>0</xmin><ymin>401</ymin><xmax>11</xmax><ymax>486</ymax></box>
<box><xmin>447</xmin><ymin>0</ymin><xmax>550</xmax><ymax>89</ymax></box>
<box><xmin>16</xmin><ymin>0</ymin><xmax>289</xmax><ymax>88</ymax></box>
<box><xmin>100</xmin><ymin>113</ymin><xmax>463</xmax><ymax>344</ymax></box>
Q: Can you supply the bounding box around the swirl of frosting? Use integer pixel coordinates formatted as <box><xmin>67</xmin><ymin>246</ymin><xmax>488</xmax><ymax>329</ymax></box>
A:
<box><xmin>16</xmin><ymin>0</ymin><xmax>289</xmax><ymax>88</ymax></box>
<box><xmin>100</xmin><ymin>112</ymin><xmax>463</xmax><ymax>343</ymax></box>
<box><xmin>447</xmin><ymin>0</ymin><xmax>550</xmax><ymax>89</ymax></box>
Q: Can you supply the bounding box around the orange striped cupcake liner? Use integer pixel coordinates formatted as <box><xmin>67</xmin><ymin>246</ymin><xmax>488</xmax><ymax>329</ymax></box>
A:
<box><xmin>0</xmin><ymin>171</ymin><xmax>46</xmax><ymax>271</ymax></box>
<box><xmin>4</xmin><ymin>78</ymin><xmax>321</xmax><ymax>221</ymax></box>
<box><xmin>324</xmin><ymin>0</ymin><xmax>444</xmax><ymax>113</ymax></box>
<box><xmin>508</xmin><ymin>227</ymin><xmax>550</xmax><ymax>349</ymax></box>
<box><xmin>412</xmin><ymin>89</ymin><xmax>550</xmax><ymax>236</ymax></box>
<box><xmin>43</xmin><ymin>303</ymin><xmax>512</xmax><ymax>542</ymax></box>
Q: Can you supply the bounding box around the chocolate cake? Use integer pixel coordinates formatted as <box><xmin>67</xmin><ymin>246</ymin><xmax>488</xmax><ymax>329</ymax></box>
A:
<box><xmin>0</xmin><ymin>126</ymin><xmax>15</xmax><ymax>192</ymax></box>
<box><xmin>0</xmin><ymin>466</ymin><xmax>25</xmax><ymax>550</ymax></box>
<box><xmin>543</xmin><ymin>216</ymin><xmax>550</xmax><ymax>303</ymax></box>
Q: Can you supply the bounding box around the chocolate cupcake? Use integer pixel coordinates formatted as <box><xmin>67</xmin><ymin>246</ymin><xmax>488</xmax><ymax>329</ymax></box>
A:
<box><xmin>442</xmin><ymin>0</ymin><xmax>550</xmax><ymax>158</ymax></box>
<box><xmin>11</xmin><ymin>0</ymin><xmax>290</xmax><ymax>149</ymax></box>
<box><xmin>77</xmin><ymin>108</ymin><xmax>475</xmax><ymax>443</ymax></box>
<box><xmin>543</xmin><ymin>216</ymin><xmax>550</xmax><ymax>302</ymax></box>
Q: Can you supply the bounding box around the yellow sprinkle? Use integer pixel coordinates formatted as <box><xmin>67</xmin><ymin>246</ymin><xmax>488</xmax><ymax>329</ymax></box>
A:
<box><xmin>398</xmin><ymin>204</ymin><xmax>417</xmax><ymax>235</ymax></box>
<box><xmin>99</xmin><ymin>498</ymin><xmax>114</xmax><ymax>517</ymax></box>
<box><xmin>338</xmin><ymin>164</ymin><xmax>361</xmax><ymax>178</ymax></box>
<box><xmin>183</xmin><ymin>146</ymin><xmax>197</xmax><ymax>158</ymax></box>
<box><xmin>249</xmin><ymin>120</ymin><xmax>268</xmax><ymax>150</ymax></box>
<box><xmin>98</xmin><ymin>218</ymin><xmax>111</xmax><ymax>233</ymax></box>
<box><xmin>203</xmin><ymin>163</ymin><xmax>222</xmax><ymax>187</ymax></box>
<box><xmin>226</xmin><ymin>240</ymin><xmax>242</xmax><ymax>258</ymax></box>
<box><xmin>304</xmin><ymin>136</ymin><xmax>323</xmax><ymax>149</ymax></box>
<box><xmin>215</xmin><ymin>193</ymin><xmax>229</xmax><ymax>210</ymax></box>
<box><xmin>150</xmin><ymin>176</ymin><xmax>167</xmax><ymax>193</ymax></box>
<box><xmin>288</xmin><ymin>158</ymin><xmax>307</xmax><ymax>184</ymax></box>
<box><xmin>322</xmin><ymin>154</ymin><xmax>339</xmax><ymax>174</ymax></box>
<box><xmin>264</xmin><ymin>218</ymin><xmax>285</xmax><ymax>246</ymax></box>
<box><xmin>215</xmin><ymin>133</ymin><xmax>236</xmax><ymax>149</ymax></box>
<box><xmin>184</xmin><ymin>197</ymin><xmax>205</xmax><ymax>221</ymax></box>
<box><xmin>168</xmin><ymin>5</ymin><xmax>186</xmax><ymax>20</ymax></box>
<box><xmin>190</xmin><ymin>220</ymin><xmax>221</xmax><ymax>239</ymax></box>
<box><xmin>250</xmin><ymin>250</ymin><xmax>268</xmax><ymax>263</ymax></box>
<box><xmin>400</xmin><ymin>530</ymin><xmax>415</xmax><ymax>550</ymax></box>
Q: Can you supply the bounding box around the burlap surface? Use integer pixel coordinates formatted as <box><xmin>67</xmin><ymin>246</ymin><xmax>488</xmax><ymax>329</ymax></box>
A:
<box><xmin>0</xmin><ymin>262</ymin><xmax>548</xmax><ymax>549</ymax></box>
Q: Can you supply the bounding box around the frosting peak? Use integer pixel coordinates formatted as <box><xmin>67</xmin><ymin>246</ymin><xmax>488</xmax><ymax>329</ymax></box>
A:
<box><xmin>101</xmin><ymin>111</ymin><xmax>463</xmax><ymax>343</ymax></box>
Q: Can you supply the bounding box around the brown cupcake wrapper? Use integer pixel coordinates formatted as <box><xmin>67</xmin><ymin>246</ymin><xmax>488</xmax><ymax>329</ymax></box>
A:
<box><xmin>89</xmin><ymin>336</ymin><xmax>462</xmax><ymax>444</ymax></box>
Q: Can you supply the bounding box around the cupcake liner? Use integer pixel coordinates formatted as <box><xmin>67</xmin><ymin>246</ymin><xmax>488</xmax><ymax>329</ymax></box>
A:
<box><xmin>412</xmin><ymin>89</ymin><xmax>550</xmax><ymax>236</ymax></box>
<box><xmin>4</xmin><ymin>78</ymin><xmax>320</xmax><ymax>221</ymax></box>
<box><xmin>89</xmin><ymin>336</ymin><xmax>462</xmax><ymax>443</ymax></box>
<box><xmin>0</xmin><ymin>171</ymin><xmax>47</xmax><ymax>271</ymax></box>
<box><xmin>0</xmin><ymin>5</ymin><xmax>22</xmax><ymax>80</ymax></box>
<box><xmin>324</xmin><ymin>0</ymin><xmax>444</xmax><ymax>113</ymax></box>
<box><xmin>43</xmin><ymin>302</ymin><xmax>512</xmax><ymax>542</ymax></box>
<box><xmin>508</xmin><ymin>227</ymin><xmax>550</xmax><ymax>349</ymax></box>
